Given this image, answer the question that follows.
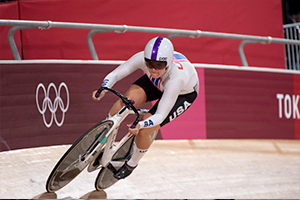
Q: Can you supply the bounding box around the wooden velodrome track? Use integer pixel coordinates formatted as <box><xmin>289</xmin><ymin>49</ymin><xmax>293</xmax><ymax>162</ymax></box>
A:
<box><xmin>0</xmin><ymin>139</ymin><xmax>299</xmax><ymax>199</ymax></box>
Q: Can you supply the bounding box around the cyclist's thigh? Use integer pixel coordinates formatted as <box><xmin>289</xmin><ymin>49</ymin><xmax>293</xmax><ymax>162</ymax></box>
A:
<box><xmin>124</xmin><ymin>84</ymin><xmax>147</xmax><ymax>106</ymax></box>
<box><xmin>133</xmin><ymin>74</ymin><xmax>163</xmax><ymax>102</ymax></box>
<box><xmin>158</xmin><ymin>91</ymin><xmax>197</xmax><ymax>127</ymax></box>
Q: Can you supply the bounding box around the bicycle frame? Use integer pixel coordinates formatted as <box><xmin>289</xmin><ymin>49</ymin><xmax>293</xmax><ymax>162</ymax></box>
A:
<box><xmin>100</xmin><ymin>107</ymin><xmax>139</xmax><ymax>169</ymax></box>
<box><xmin>101</xmin><ymin>108</ymin><xmax>156</xmax><ymax>170</ymax></box>
<box><xmin>46</xmin><ymin>87</ymin><xmax>150</xmax><ymax>192</ymax></box>
<box><xmin>90</xmin><ymin>86</ymin><xmax>151</xmax><ymax>171</ymax></box>
<box><xmin>84</xmin><ymin>87</ymin><xmax>141</xmax><ymax>168</ymax></box>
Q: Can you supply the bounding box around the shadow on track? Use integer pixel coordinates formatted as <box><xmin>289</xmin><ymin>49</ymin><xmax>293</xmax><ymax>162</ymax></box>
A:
<box><xmin>32</xmin><ymin>190</ymin><xmax>107</xmax><ymax>199</ymax></box>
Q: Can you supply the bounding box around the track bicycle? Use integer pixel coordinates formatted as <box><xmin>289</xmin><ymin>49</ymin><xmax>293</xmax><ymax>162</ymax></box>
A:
<box><xmin>46</xmin><ymin>87</ymin><xmax>158</xmax><ymax>192</ymax></box>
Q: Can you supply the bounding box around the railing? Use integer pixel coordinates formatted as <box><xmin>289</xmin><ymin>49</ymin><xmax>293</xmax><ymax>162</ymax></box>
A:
<box><xmin>1</xmin><ymin>19</ymin><xmax>300</xmax><ymax>69</ymax></box>
<box><xmin>283</xmin><ymin>23</ymin><xmax>300</xmax><ymax>70</ymax></box>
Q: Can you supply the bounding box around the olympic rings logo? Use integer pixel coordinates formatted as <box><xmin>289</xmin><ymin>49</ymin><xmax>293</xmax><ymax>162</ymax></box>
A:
<box><xmin>36</xmin><ymin>82</ymin><xmax>70</xmax><ymax>128</ymax></box>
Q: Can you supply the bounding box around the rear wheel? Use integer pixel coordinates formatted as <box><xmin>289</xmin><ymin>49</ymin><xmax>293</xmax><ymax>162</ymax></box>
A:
<box><xmin>46</xmin><ymin>120</ymin><xmax>113</xmax><ymax>192</ymax></box>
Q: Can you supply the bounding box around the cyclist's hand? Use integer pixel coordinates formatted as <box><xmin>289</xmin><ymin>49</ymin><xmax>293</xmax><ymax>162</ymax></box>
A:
<box><xmin>127</xmin><ymin>123</ymin><xmax>141</xmax><ymax>135</ymax></box>
<box><xmin>92</xmin><ymin>90</ymin><xmax>105</xmax><ymax>101</ymax></box>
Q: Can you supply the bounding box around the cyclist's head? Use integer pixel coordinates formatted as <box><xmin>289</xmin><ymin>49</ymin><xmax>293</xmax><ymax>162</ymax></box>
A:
<box><xmin>144</xmin><ymin>37</ymin><xmax>174</xmax><ymax>69</ymax></box>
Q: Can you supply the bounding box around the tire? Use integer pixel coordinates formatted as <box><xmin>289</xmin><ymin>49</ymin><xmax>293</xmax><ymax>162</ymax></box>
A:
<box><xmin>95</xmin><ymin>166</ymin><xmax>119</xmax><ymax>190</ymax></box>
<box><xmin>94</xmin><ymin>130</ymin><xmax>158</xmax><ymax>190</ymax></box>
<box><xmin>46</xmin><ymin>120</ymin><xmax>113</xmax><ymax>192</ymax></box>
<box><xmin>94</xmin><ymin>135</ymin><xmax>134</xmax><ymax>190</ymax></box>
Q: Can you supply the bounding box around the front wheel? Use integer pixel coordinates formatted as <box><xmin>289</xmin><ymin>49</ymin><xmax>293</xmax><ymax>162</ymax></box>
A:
<box><xmin>46</xmin><ymin>120</ymin><xmax>113</xmax><ymax>192</ymax></box>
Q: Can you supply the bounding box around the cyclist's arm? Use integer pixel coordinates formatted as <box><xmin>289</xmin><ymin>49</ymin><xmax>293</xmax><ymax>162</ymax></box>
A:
<box><xmin>101</xmin><ymin>52</ymin><xmax>144</xmax><ymax>88</ymax></box>
<box><xmin>138</xmin><ymin>79</ymin><xmax>184</xmax><ymax>129</ymax></box>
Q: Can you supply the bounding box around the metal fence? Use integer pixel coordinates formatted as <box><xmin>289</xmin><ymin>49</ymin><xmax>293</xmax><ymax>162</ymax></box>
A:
<box><xmin>283</xmin><ymin>22</ymin><xmax>300</xmax><ymax>70</ymax></box>
<box><xmin>1</xmin><ymin>19</ymin><xmax>300</xmax><ymax>70</ymax></box>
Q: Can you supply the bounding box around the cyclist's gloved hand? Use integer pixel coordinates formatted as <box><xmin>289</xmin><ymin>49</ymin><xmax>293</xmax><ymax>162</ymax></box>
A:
<box><xmin>92</xmin><ymin>90</ymin><xmax>105</xmax><ymax>101</ymax></box>
<box><xmin>127</xmin><ymin>123</ymin><xmax>141</xmax><ymax>135</ymax></box>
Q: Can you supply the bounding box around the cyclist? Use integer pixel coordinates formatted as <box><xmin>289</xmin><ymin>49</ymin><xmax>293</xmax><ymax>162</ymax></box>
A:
<box><xmin>92</xmin><ymin>37</ymin><xmax>199</xmax><ymax>179</ymax></box>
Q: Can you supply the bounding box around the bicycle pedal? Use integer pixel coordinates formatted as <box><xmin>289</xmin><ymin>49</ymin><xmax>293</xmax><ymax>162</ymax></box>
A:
<box><xmin>113</xmin><ymin>162</ymin><xmax>136</xmax><ymax>179</ymax></box>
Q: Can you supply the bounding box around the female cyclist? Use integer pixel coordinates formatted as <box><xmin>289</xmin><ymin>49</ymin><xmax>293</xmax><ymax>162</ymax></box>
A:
<box><xmin>92</xmin><ymin>37</ymin><xmax>199</xmax><ymax>179</ymax></box>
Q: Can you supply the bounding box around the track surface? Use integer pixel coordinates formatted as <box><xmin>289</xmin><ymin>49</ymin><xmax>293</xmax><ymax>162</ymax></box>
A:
<box><xmin>0</xmin><ymin>139</ymin><xmax>299</xmax><ymax>199</ymax></box>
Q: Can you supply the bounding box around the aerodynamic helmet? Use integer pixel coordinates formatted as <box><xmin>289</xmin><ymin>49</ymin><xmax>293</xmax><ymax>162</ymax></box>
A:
<box><xmin>144</xmin><ymin>37</ymin><xmax>174</xmax><ymax>68</ymax></box>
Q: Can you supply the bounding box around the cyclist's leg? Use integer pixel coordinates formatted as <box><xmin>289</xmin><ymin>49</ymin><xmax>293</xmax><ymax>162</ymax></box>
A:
<box><xmin>126</xmin><ymin>112</ymin><xmax>159</xmax><ymax>166</ymax></box>
<box><xmin>109</xmin><ymin>84</ymin><xmax>147</xmax><ymax>116</ymax></box>
<box><xmin>127</xmin><ymin>91</ymin><xmax>198</xmax><ymax>168</ymax></box>
<box><xmin>109</xmin><ymin>86</ymin><xmax>157</xmax><ymax>167</ymax></box>
<box><xmin>114</xmin><ymin>113</ymin><xmax>159</xmax><ymax>179</ymax></box>
<box><xmin>109</xmin><ymin>74</ymin><xmax>162</xmax><ymax>117</ymax></box>
<box><xmin>134</xmin><ymin>112</ymin><xmax>160</xmax><ymax>149</ymax></box>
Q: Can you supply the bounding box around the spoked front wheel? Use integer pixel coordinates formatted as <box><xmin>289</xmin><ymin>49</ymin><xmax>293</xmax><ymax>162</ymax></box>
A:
<box><xmin>46</xmin><ymin>120</ymin><xmax>113</xmax><ymax>192</ymax></box>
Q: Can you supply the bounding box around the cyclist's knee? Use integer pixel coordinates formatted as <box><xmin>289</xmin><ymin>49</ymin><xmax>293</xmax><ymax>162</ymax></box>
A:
<box><xmin>139</xmin><ymin>124</ymin><xmax>159</xmax><ymax>137</ymax></box>
<box><xmin>124</xmin><ymin>85</ymin><xmax>147</xmax><ymax>106</ymax></box>
<box><xmin>142</xmin><ymin>112</ymin><xmax>152</xmax><ymax>120</ymax></box>
<box><xmin>137</xmin><ymin>128</ymin><xmax>155</xmax><ymax>139</ymax></box>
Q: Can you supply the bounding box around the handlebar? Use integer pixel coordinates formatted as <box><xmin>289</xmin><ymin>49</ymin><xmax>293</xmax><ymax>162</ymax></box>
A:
<box><xmin>96</xmin><ymin>87</ymin><xmax>140</xmax><ymax>128</ymax></box>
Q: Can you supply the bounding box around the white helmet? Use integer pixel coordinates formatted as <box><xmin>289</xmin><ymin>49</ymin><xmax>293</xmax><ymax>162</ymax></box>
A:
<box><xmin>144</xmin><ymin>37</ymin><xmax>174</xmax><ymax>67</ymax></box>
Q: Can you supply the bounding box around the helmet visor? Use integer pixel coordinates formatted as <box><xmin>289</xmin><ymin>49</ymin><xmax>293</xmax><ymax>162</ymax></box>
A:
<box><xmin>144</xmin><ymin>58</ymin><xmax>167</xmax><ymax>70</ymax></box>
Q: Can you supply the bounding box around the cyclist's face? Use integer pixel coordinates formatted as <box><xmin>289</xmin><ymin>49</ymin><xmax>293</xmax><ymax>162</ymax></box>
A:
<box><xmin>145</xmin><ymin>59</ymin><xmax>167</xmax><ymax>78</ymax></box>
